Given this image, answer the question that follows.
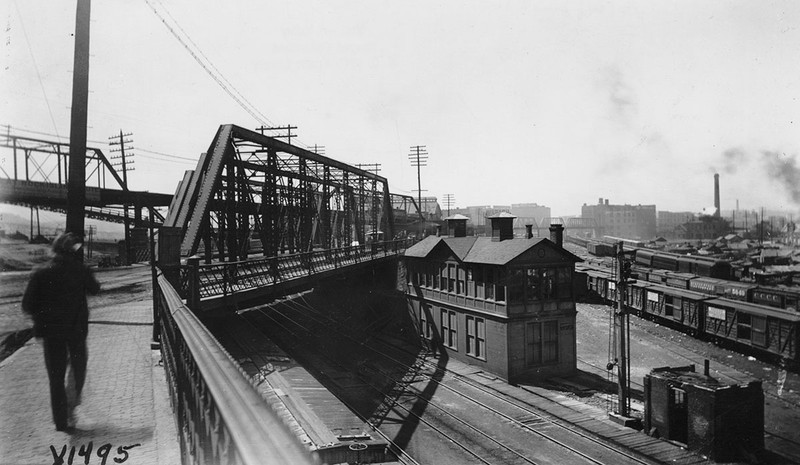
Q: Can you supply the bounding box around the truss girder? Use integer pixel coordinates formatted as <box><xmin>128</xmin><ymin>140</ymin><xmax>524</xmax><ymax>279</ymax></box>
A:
<box><xmin>173</xmin><ymin>124</ymin><xmax>396</xmax><ymax>260</ymax></box>
<box><xmin>0</xmin><ymin>133</ymin><xmax>127</xmax><ymax>191</ymax></box>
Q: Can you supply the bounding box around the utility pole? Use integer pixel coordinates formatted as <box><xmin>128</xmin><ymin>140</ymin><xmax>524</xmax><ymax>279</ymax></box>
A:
<box><xmin>257</xmin><ymin>125</ymin><xmax>297</xmax><ymax>145</ymax></box>
<box><xmin>443</xmin><ymin>193</ymin><xmax>455</xmax><ymax>217</ymax></box>
<box><xmin>309</xmin><ymin>144</ymin><xmax>325</xmax><ymax>155</ymax></box>
<box><xmin>408</xmin><ymin>145</ymin><xmax>428</xmax><ymax>218</ymax></box>
<box><xmin>109</xmin><ymin>131</ymin><xmax>134</xmax><ymax>264</ymax></box>
<box><xmin>355</xmin><ymin>163</ymin><xmax>381</xmax><ymax>175</ymax></box>
<box><xmin>65</xmin><ymin>0</ymin><xmax>91</xmax><ymax>261</ymax></box>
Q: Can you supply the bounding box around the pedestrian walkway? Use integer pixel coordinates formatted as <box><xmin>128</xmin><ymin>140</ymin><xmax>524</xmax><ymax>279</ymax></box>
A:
<box><xmin>0</xmin><ymin>295</ymin><xmax>180</xmax><ymax>465</ymax></box>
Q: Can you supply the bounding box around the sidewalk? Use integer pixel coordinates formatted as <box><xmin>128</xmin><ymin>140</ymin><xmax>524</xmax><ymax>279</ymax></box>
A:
<box><xmin>0</xmin><ymin>295</ymin><xmax>181</xmax><ymax>465</ymax></box>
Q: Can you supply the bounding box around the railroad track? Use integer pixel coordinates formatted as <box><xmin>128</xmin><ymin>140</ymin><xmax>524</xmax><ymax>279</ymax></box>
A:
<box><xmin>218</xmin><ymin>311</ymin><xmax>421</xmax><ymax>465</ymax></box>
<box><xmin>239</xmin><ymin>295</ymin><xmax>662</xmax><ymax>465</ymax></box>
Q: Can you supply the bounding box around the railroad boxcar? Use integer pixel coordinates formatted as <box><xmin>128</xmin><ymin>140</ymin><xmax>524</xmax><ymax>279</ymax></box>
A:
<box><xmin>587</xmin><ymin>241</ymin><xmax>615</xmax><ymax>257</ymax></box>
<box><xmin>714</xmin><ymin>281</ymin><xmax>757</xmax><ymax>302</ymax></box>
<box><xmin>634</xmin><ymin>248</ymin><xmax>657</xmax><ymax>268</ymax></box>
<box><xmin>640</xmin><ymin>284</ymin><xmax>713</xmax><ymax>332</ymax></box>
<box><xmin>664</xmin><ymin>272</ymin><xmax>695</xmax><ymax>290</ymax></box>
<box><xmin>701</xmin><ymin>298</ymin><xmax>800</xmax><ymax>363</ymax></box>
<box><xmin>625</xmin><ymin>280</ymin><xmax>650</xmax><ymax>316</ymax></box>
<box><xmin>644</xmin><ymin>269</ymin><xmax>670</xmax><ymax>285</ymax></box>
<box><xmin>753</xmin><ymin>286</ymin><xmax>800</xmax><ymax>312</ymax></box>
<box><xmin>688</xmin><ymin>276</ymin><xmax>723</xmax><ymax>296</ymax></box>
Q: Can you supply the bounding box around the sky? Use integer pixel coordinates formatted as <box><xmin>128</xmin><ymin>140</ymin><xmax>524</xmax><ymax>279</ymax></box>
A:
<box><xmin>2</xmin><ymin>0</ymin><xmax>800</xmax><ymax>218</ymax></box>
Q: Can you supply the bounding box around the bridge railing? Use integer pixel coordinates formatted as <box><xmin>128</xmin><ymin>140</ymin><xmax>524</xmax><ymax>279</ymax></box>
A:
<box><xmin>175</xmin><ymin>239</ymin><xmax>413</xmax><ymax>303</ymax></box>
<box><xmin>155</xmin><ymin>270</ymin><xmax>318</xmax><ymax>465</ymax></box>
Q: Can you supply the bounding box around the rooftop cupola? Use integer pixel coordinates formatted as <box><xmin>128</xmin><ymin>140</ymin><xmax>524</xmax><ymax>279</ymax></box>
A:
<box><xmin>487</xmin><ymin>212</ymin><xmax>516</xmax><ymax>241</ymax></box>
<box><xmin>445</xmin><ymin>214</ymin><xmax>469</xmax><ymax>237</ymax></box>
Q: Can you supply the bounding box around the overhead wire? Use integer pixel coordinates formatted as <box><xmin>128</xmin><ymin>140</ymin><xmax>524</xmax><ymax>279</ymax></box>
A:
<box><xmin>151</xmin><ymin>0</ymin><xmax>275</xmax><ymax>127</ymax></box>
<box><xmin>143</xmin><ymin>0</ymin><xmax>272</xmax><ymax>128</ymax></box>
<box><xmin>11</xmin><ymin>0</ymin><xmax>61</xmax><ymax>141</ymax></box>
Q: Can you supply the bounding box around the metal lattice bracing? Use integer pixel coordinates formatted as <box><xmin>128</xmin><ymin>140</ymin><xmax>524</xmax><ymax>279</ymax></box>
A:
<box><xmin>167</xmin><ymin>124</ymin><xmax>395</xmax><ymax>260</ymax></box>
<box><xmin>0</xmin><ymin>131</ymin><xmax>170</xmax><ymax>225</ymax></box>
<box><xmin>564</xmin><ymin>217</ymin><xmax>603</xmax><ymax>238</ymax></box>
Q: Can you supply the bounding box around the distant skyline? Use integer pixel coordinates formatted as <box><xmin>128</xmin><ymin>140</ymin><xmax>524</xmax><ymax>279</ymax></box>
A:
<box><xmin>3</xmin><ymin>1</ymin><xmax>799</xmax><ymax>217</ymax></box>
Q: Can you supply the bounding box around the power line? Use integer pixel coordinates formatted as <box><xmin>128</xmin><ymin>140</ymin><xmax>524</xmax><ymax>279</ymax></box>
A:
<box><xmin>152</xmin><ymin>0</ymin><xmax>275</xmax><ymax>127</ymax></box>
<box><xmin>11</xmin><ymin>0</ymin><xmax>60</xmax><ymax>140</ymax></box>
<box><xmin>143</xmin><ymin>0</ymin><xmax>271</xmax><ymax>127</ymax></box>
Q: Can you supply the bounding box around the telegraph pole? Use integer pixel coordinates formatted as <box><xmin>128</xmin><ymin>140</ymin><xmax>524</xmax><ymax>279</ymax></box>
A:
<box><xmin>257</xmin><ymin>125</ymin><xmax>297</xmax><ymax>145</ymax></box>
<box><xmin>65</xmin><ymin>0</ymin><xmax>91</xmax><ymax>260</ymax></box>
<box><xmin>109</xmin><ymin>131</ymin><xmax>134</xmax><ymax>264</ymax></box>
<box><xmin>356</xmin><ymin>163</ymin><xmax>381</xmax><ymax>175</ymax></box>
<box><xmin>408</xmin><ymin>146</ymin><xmax>428</xmax><ymax>217</ymax></box>
<box><xmin>443</xmin><ymin>193</ymin><xmax>455</xmax><ymax>217</ymax></box>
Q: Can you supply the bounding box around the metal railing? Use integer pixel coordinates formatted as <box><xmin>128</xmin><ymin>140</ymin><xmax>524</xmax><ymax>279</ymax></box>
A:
<box><xmin>177</xmin><ymin>239</ymin><xmax>413</xmax><ymax>304</ymax></box>
<box><xmin>155</xmin><ymin>271</ymin><xmax>318</xmax><ymax>465</ymax></box>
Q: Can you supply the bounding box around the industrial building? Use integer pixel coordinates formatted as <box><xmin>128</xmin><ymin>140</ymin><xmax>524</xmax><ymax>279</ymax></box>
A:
<box><xmin>657</xmin><ymin>211</ymin><xmax>695</xmax><ymax>238</ymax></box>
<box><xmin>403</xmin><ymin>213</ymin><xmax>581</xmax><ymax>382</ymax></box>
<box><xmin>581</xmin><ymin>198</ymin><xmax>657</xmax><ymax>240</ymax></box>
<box><xmin>511</xmin><ymin>203</ymin><xmax>551</xmax><ymax>232</ymax></box>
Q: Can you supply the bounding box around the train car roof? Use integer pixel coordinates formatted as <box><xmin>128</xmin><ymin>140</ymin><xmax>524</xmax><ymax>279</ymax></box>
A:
<box><xmin>704</xmin><ymin>298</ymin><xmax>800</xmax><ymax>321</ymax></box>
<box><xmin>638</xmin><ymin>282</ymin><xmax>714</xmax><ymax>301</ymax></box>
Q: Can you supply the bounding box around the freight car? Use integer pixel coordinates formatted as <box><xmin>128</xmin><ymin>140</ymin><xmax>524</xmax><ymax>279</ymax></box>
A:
<box><xmin>575</xmin><ymin>264</ymin><xmax>800</xmax><ymax>366</ymax></box>
<box><xmin>632</xmin><ymin>248</ymin><xmax>732</xmax><ymax>279</ymax></box>
<box><xmin>753</xmin><ymin>286</ymin><xmax>800</xmax><ymax>312</ymax></box>
<box><xmin>587</xmin><ymin>241</ymin><xmax>615</xmax><ymax>257</ymax></box>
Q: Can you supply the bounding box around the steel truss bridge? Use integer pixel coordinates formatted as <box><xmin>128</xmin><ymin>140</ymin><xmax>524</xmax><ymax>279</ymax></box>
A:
<box><xmin>152</xmin><ymin>124</ymin><xmax>425</xmax><ymax>464</ymax></box>
<box><xmin>164</xmin><ymin>124</ymin><xmax>422</xmax><ymax>262</ymax></box>
<box><xmin>0</xmin><ymin>132</ymin><xmax>172</xmax><ymax>227</ymax></box>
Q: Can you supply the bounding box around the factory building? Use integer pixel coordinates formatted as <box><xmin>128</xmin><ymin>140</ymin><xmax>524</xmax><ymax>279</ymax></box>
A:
<box><xmin>657</xmin><ymin>211</ymin><xmax>696</xmax><ymax>238</ymax></box>
<box><xmin>463</xmin><ymin>205</ymin><xmax>511</xmax><ymax>226</ymax></box>
<box><xmin>510</xmin><ymin>203</ymin><xmax>551</xmax><ymax>233</ymax></box>
<box><xmin>581</xmin><ymin>198</ymin><xmax>657</xmax><ymax>240</ymax></box>
<box><xmin>403</xmin><ymin>213</ymin><xmax>581</xmax><ymax>382</ymax></box>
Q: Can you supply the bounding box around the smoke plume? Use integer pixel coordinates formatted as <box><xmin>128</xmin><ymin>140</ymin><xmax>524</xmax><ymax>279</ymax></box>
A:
<box><xmin>762</xmin><ymin>151</ymin><xmax>800</xmax><ymax>204</ymax></box>
<box><xmin>721</xmin><ymin>147</ymin><xmax>746</xmax><ymax>174</ymax></box>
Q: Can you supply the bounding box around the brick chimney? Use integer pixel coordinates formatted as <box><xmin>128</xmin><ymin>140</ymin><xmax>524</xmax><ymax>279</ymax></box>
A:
<box><xmin>488</xmin><ymin>212</ymin><xmax>516</xmax><ymax>241</ymax></box>
<box><xmin>714</xmin><ymin>173</ymin><xmax>720</xmax><ymax>218</ymax></box>
<box><xmin>445</xmin><ymin>214</ymin><xmax>469</xmax><ymax>238</ymax></box>
<box><xmin>549</xmin><ymin>223</ymin><xmax>564</xmax><ymax>247</ymax></box>
<box><xmin>525</xmin><ymin>224</ymin><xmax>533</xmax><ymax>239</ymax></box>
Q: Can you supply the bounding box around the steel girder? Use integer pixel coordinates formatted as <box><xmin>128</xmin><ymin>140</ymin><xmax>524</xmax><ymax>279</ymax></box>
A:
<box><xmin>169</xmin><ymin>124</ymin><xmax>395</xmax><ymax>260</ymax></box>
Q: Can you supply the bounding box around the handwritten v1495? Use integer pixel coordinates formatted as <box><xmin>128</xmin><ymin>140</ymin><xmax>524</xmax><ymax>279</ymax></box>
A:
<box><xmin>50</xmin><ymin>442</ymin><xmax>141</xmax><ymax>465</ymax></box>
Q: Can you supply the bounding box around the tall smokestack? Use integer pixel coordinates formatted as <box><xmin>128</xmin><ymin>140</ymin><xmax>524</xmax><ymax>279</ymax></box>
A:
<box><xmin>714</xmin><ymin>173</ymin><xmax>720</xmax><ymax>217</ymax></box>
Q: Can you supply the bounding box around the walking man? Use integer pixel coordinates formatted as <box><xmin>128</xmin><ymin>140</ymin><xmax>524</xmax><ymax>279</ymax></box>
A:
<box><xmin>22</xmin><ymin>232</ymin><xmax>100</xmax><ymax>431</ymax></box>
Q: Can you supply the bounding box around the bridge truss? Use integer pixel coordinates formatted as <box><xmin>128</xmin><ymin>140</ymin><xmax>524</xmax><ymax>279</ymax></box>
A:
<box><xmin>0</xmin><ymin>132</ymin><xmax>168</xmax><ymax>226</ymax></box>
<box><xmin>165</xmin><ymin>124</ymin><xmax>397</xmax><ymax>260</ymax></box>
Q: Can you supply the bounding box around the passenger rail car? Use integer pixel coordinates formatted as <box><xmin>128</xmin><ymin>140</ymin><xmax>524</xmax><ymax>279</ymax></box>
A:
<box><xmin>575</xmin><ymin>264</ymin><xmax>800</xmax><ymax>366</ymax></box>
